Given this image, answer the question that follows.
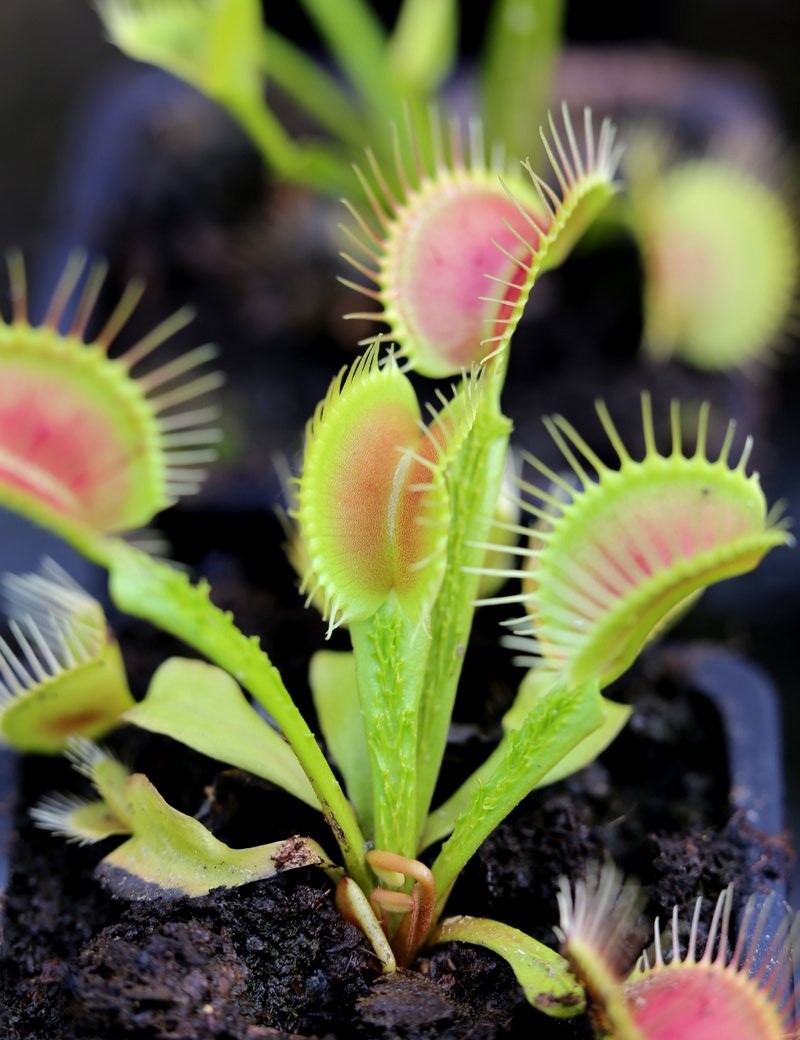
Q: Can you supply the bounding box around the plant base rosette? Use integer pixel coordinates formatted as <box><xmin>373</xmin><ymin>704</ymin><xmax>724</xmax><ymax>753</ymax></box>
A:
<box><xmin>1</xmin><ymin>576</ymin><xmax>789</xmax><ymax>1040</ymax></box>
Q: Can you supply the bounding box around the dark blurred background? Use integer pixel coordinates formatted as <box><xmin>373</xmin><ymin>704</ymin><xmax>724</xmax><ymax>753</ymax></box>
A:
<box><xmin>1</xmin><ymin>1</ymin><xmax>798</xmax><ymax>255</ymax></box>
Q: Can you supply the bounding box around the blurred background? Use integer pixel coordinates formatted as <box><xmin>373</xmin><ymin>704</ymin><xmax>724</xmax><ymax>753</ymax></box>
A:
<box><xmin>2</xmin><ymin>1</ymin><xmax>799</xmax><ymax>284</ymax></box>
<box><xmin>0</xmin><ymin>0</ymin><xmax>798</xmax><ymax>886</ymax></box>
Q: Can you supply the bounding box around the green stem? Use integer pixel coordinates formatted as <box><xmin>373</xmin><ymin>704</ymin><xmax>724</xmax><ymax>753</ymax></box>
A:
<box><xmin>261</xmin><ymin>30</ymin><xmax>367</xmax><ymax>147</ymax></box>
<box><xmin>105</xmin><ymin>541</ymin><xmax>371</xmax><ymax>891</ymax></box>
<box><xmin>228</xmin><ymin>95</ymin><xmax>354</xmax><ymax>195</ymax></box>
<box><xmin>350</xmin><ymin>596</ymin><xmax>430</xmax><ymax>858</ymax></box>
<box><xmin>414</xmin><ymin>375</ymin><xmax>512</xmax><ymax>838</ymax></box>
<box><xmin>430</xmin><ymin>680</ymin><xmax>602</xmax><ymax>923</ymax></box>
<box><xmin>481</xmin><ymin>0</ymin><xmax>564</xmax><ymax>164</ymax></box>
<box><xmin>422</xmin><ymin>691</ymin><xmax>632</xmax><ymax>851</ymax></box>
<box><xmin>297</xmin><ymin>0</ymin><xmax>399</xmax><ymax>133</ymax></box>
<box><xmin>387</xmin><ymin>0</ymin><xmax>457</xmax><ymax>98</ymax></box>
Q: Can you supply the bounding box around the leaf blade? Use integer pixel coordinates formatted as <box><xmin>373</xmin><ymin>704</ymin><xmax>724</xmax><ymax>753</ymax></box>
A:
<box><xmin>125</xmin><ymin>657</ymin><xmax>319</xmax><ymax>809</ymax></box>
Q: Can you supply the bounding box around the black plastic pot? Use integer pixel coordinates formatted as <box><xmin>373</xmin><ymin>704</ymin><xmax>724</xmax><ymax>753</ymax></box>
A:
<box><xmin>657</xmin><ymin>642</ymin><xmax>791</xmax><ymax>965</ymax></box>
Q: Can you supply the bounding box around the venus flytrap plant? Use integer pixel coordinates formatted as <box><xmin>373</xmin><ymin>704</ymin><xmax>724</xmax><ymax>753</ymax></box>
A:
<box><xmin>493</xmin><ymin>395</ymin><xmax>791</xmax><ymax>687</ymax></box>
<box><xmin>0</xmin><ymin>97</ymin><xmax>793</xmax><ymax>1015</ymax></box>
<box><xmin>341</xmin><ymin>105</ymin><xmax>623</xmax><ymax>378</ymax></box>
<box><xmin>339</xmin><ymin>117</ymin><xmax>545</xmax><ymax>378</ymax></box>
<box><xmin>294</xmin><ymin>343</ymin><xmax>482</xmax><ymax>861</ymax></box>
<box><xmin>337</xmin><ymin>107</ymin><xmax>623</xmax><ymax>855</ymax></box>
<box><xmin>271</xmin><ymin>106</ymin><xmax>788</xmax><ymax>971</ymax></box>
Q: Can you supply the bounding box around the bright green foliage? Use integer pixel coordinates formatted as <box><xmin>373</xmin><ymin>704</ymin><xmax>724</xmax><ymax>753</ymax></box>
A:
<box><xmin>104</xmin><ymin>538</ymin><xmax>372</xmax><ymax>891</ymax></box>
<box><xmin>96</xmin><ymin>773</ymin><xmax>331</xmax><ymax>900</ymax></box>
<box><xmin>429</xmin><ymin>678</ymin><xmax>605</xmax><ymax>915</ymax></box>
<box><xmin>421</xmin><ymin>669</ymin><xmax>631</xmax><ymax>850</ymax></box>
<box><xmin>501</xmin><ymin>667</ymin><xmax>627</xmax><ymax>758</ymax></box>
<box><xmin>124</xmin><ymin>657</ymin><xmax>320</xmax><ymax>808</ymax></box>
<box><xmin>33</xmin><ymin>735</ymin><xmax>331</xmax><ymax>898</ymax></box>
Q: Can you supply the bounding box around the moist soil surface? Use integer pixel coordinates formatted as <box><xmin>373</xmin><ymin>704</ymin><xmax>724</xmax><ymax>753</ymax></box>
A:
<box><xmin>0</xmin><ymin>518</ymin><xmax>792</xmax><ymax>1040</ymax></box>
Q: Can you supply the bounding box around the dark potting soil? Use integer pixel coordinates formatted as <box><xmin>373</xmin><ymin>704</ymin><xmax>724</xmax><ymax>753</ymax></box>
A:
<box><xmin>0</xmin><ymin>522</ymin><xmax>793</xmax><ymax>1040</ymax></box>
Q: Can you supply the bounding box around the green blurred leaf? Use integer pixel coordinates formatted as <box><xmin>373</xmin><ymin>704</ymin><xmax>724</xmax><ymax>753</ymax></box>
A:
<box><xmin>481</xmin><ymin>0</ymin><xmax>564</xmax><ymax>162</ymax></box>
<box><xmin>261</xmin><ymin>28</ymin><xmax>366</xmax><ymax>146</ymax></box>
<box><xmin>387</xmin><ymin>0</ymin><xmax>458</xmax><ymax>98</ymax></box>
